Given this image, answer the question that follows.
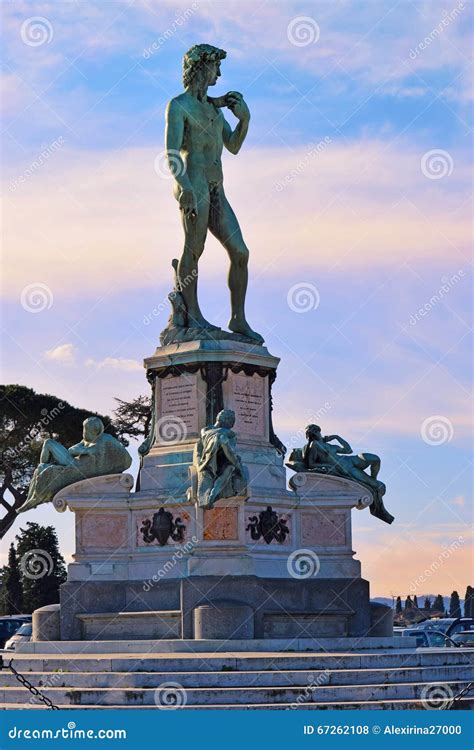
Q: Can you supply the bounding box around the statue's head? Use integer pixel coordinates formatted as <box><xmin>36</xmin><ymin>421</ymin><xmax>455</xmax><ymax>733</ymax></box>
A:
<box><xmin>305</xmin><ymin>424</ymin><xmax>322</xmax><ymax>441</ymax></box>
<box><xmin>215</xmin><ymin>409</ymin><xmax>235</xmax><ymax>429</ymax></box>
<box><xmin>83</xmin><ymin>416</ymin><xmax>104</xmax><ymax>442</ymax></box>
<box><xmin>183</xmin><ymin>44</ymin><xmax>226</xmax><ymax>89</ymax></box>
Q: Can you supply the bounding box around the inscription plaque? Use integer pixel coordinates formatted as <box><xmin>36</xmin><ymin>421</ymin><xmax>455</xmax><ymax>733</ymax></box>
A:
<box><xmin>224</xmin><ymin>372</ymin><xmax>266</xmax><ymax>438</ymax></box>
<box><xmin>158</xmin><ymin>374</ymin><xmax>199</xmax><ymax>440</ymax></box>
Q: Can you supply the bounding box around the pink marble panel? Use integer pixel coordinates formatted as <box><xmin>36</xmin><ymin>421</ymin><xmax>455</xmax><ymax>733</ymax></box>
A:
<box><xmin>203</xmin><ymin>507</ymin><xmax>239</xmax><ymax>541</ymax></box>
<box><xmin>301</xmin><ymin>511</ymin><xmax>346</xmax><ymax>546</ymax></box>
<box><xmin>79</xmin><ymin>513</ymin><xmax>128</xmax><ymax>550</ymax></box>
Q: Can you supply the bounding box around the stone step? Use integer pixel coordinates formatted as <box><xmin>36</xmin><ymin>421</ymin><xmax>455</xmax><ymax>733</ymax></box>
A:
<box><xmin>5</xmin><ymin>648</ymin><xmax>472</xmax><ymax>674</ymax></box>
<box><xmin>0</xmin><ymin>664</ymin><xmax>469</xmax><ymax>689</ymax></box>
<box><xmin>14</xmin><ymin>636</ymin><xmax>409</xmax><ymax>654</ymax></box>
<box><xmin>0</xmin><ymin>680</ymin><xmax>470</xmax><ymax>706</ymax></box>
<box><xmin>1</xmin><ymin>698</ymin><xmax>472</xmax><ymax>710</ymax></box>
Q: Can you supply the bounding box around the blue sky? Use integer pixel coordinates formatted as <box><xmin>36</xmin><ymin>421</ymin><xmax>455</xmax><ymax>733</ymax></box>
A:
<box><xmin>1</xmin><ymin>0</ymin><xmax>472</xmax><ymax>596</ymax></box>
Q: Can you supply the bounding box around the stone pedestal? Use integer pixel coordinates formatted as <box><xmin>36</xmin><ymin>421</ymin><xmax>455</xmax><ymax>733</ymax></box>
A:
<box><xmin>53</xmin><ymin>338</ymin><xmax>379</xmax><ymax>642</ymax></box>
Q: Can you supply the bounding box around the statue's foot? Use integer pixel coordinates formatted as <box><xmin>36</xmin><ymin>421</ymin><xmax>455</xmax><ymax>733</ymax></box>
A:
<box><xmin>188</xmin><ymin>312</ymin><xmax>220</xmax><ymax>331</ymax></box>
<box><xmin>228</xmin><ymin>317</ymin><xmax>264</xmax><ymax>344</ymax></box>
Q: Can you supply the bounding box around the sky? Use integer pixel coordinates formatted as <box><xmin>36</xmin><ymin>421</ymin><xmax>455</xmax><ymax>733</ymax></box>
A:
<box><xmin>1</xmin><ymin>0</ymin><xmax>472</xmax><ymax>599</ymax></box>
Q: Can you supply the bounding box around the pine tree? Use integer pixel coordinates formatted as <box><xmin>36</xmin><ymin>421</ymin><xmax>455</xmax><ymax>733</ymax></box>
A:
<box><xmin>1</xmin><ymin>544</ymin><xmax>23</xmax><ymax>614</ymax></box>
<box><xmin>433</xmin><ymin>594</ymin><xmax>444</xmax><ymax>613</ymax></box>
<box><xmin>395</xmin><ymin>596</ymin><xmax>402</xmax><ymax>614</ymax></box>
<box><xmin>464</xmin><ymin>586</ymin><xmax>473</xmax><ymax>617</ymax></box>
<box><xmin>424</xmin><ymin>597</ymin><xmax>431</xmax><ymax>610</ymax></box>
<box><xmin>15</xmin><ymin>522</ymin><xmax>67</xmax><ymax>613</ymax></box>
<box><xmin>449</xmin><ymin>590</ymin><xmax>461</xmax><ymax>618</ymax></box>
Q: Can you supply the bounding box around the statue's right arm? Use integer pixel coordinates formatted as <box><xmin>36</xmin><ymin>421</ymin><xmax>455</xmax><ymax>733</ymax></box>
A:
<box><xmin>165</xmin><ymin>99</ymin><xmax>191</xmax><ymax>192</ymax></box>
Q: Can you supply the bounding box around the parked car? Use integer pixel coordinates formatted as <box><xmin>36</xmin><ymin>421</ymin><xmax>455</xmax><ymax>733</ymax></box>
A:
<box><xmin>0</xmin><ymin>616</ymin><xmax>32</xmax><ymax>649</ymax></box>
<box><xmin>402</xmin><ymin>628</ymin><xmax>448</xmax><ymax>647</ymax></box>
<box><xmin>402</xmin><ymin>618</ymin><xmax>474</xmax><ymax>647</ymax></box>
<box><xmin>4</xmin><ymin>622</ymin><xmax>33</xmax><ymax>651</ymax></box>
<box><xmin>448</xmin><ymin>631</ymin><xmax>474</xmax><ymax>648</ymax></box>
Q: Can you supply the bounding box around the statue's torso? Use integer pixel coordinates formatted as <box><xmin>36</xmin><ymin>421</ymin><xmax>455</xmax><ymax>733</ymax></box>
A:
<box><xmin>177</xmin><ymin>93</ymin><xmax>224</xmax><ymax>184</ymax></box>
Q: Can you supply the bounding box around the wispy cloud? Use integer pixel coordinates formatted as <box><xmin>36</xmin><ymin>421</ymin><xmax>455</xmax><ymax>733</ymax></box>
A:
<box><xmin>85</xmin><ymin>356</ymin><xmax>142</xmax><ymax>371</ymax></box>
<box><xmin>43</xmin><ymin>342</ymin><xmax>77</xmax><ymax>365</ymax></box>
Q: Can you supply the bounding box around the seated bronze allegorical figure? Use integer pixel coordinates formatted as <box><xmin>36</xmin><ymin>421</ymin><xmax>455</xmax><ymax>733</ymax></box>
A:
<box><xmin>190</xmin><ymin>409</ymin><xmax>248</xmax><ymax>509</ymax></box>
<box><xmin>287</xmin><ymin>424</ymin><xmax>394</xmax><ymax>525</ymax></box>
<box><xmin>19</xmin><ymin>417</ymin><xmax>132</xmax><ymax>514</ymax></box>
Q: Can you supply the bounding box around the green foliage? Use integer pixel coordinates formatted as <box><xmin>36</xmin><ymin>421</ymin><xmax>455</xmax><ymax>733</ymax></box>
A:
<box><xmin>423</xmin><ymin>597</ymin><xmax>431</xmax><ymax>610</ymax></box>
<box><xmin>14</xmin><ymin>522</ymin><xmax>67</xmax><ymax>613</ymax></box>
<box><xmin>0</xmin><ymin>384</ymin><xmax>116</xmax><ymax>537</ymax></box>
<box><xmin>395</xmin><ymin>596</ymin><xmax>402</xmax><ymax>614</ymax></box>
<box><xmin>449</xmin><ymin>590</ymin><xmax>462</xmax><ymax>618</ymax></box>
<box><xmin>112</xmin><ymin>395</ymin><xmax>151</xmax><ymax>443</ymax></box>
<box><xmin>464</xmin><ymin>586</ymin><xmax>473</xmax><ymax>617</ymax></box>
<box><xmin>433</xmin><ymin>594</ymin><xmax>445</xmax><ymax>613</ymax></box>
<box><xmin>0</xmin><ymin>544</ymin><xmax>23</xmax><ymax>614</ymax></box>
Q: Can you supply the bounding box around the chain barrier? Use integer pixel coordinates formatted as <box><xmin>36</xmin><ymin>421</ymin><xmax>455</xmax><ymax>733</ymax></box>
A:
<box><xmin>1</xmin><ymin>656</ymin><xmax>60</xmax><ymax>710</ymax></box>
<box><xmin>448</xmin><ymin>681</ymin><xmax>473</xmax><ymax>710</ymax></box>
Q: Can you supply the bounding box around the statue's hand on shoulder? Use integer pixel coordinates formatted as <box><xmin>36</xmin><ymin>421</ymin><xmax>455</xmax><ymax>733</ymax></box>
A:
<box><xmin>225</xmin><ymin>91</ymin><xmax>250</xmax><ymax>122</ymax></box>
<box><xmin>179</xmin><ymin>187</ymin><xmax>198</xmax><ymax>219</ymax></box>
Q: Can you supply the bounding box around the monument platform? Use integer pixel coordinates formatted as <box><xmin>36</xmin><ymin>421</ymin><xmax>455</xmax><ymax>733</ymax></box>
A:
<box><xmin>48</xmin><ymin>337</ymin><xmax>389</xmax><ymax>643</ymax></box>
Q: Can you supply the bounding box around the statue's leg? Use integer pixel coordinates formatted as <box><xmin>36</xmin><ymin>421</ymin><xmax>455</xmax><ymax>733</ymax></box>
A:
<box><xmin>209</xmin><ymin>188</ymin><xmax>263</xmax><ymax>343</ymax></box>
<box><xmin>177</xmin><ymin>179</ymin><xmax>213</xmax><ymax>328</ymax></box>
<box><xmin>356</xmin><ymin>452</ymin><xmax>380</xmax><ymax>479</ymax></box>
<box><xmin>208</xmin><ymin>464</ymin><xmax>235</xmax><ymax>502</ymax></box>
<box><xmin>40</xmin><ymin>438</ymin><xmax>75</xmax><ymax>466</ymax></box>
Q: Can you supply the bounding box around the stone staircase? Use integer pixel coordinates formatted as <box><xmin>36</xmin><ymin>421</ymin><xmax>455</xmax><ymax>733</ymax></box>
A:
<box><xmin>1</xmin><ymin>646</ymin><xmax>472</xmax><ymax>710</ymax></box>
